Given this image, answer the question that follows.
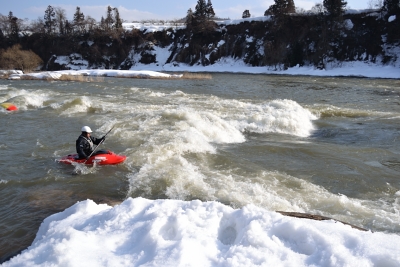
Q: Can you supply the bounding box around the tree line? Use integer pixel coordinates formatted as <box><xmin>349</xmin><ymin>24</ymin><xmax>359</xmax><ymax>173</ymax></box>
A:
<box><xmin>0</xmin><ymin>0</ymin><xmax>399</xmax><ymax>72</ymax></box>
<box><xmin>0</xmin><ymin>5</ymin><xmax>125</xmax><ymax>71</ymax></box>
<box><xmin>242</xmin><ymin>0</ymin><xmax>399</xmax><ymax>18</ymax></box>
<box><xmin>186</xmin><ymin>0</ymin><xmax>399</xmax><ymax>34</ymax></box>
<box><xmin>1</xmin><ymin>0</ymin><xmax>399</xmax><ymax>40</ymax></box>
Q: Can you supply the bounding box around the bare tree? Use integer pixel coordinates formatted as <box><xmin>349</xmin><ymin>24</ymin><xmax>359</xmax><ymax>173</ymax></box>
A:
<box><xmin>29</xmin><ymin>17</ymin><xmax>46</xmax><ymax>34</ymax></box>
<box><xmin>310</xmin><ymin>3</ymin><xmax>326</xmax><ymax>14</ymax></box>
<box><xmin>54</xmin><ymin>7</ymin><xmax>67</xmax><ymax>34</ymax></box>
<box><xmin>0</xmin><ymin>13</ymin><xmax>11</xmax><ymax>35</ymax></box>
<box><xmin>367</xmin><ymin>0</ymin><xmax>383</xmax><ymax>9</ymax></box>
<box><xmin>0</xmin><ymin>14</ymin><xmax>6</xmax><ymax>32</ymax></box>
<box><xmin>85</xmin><ymin>16</ymin><xmax>97</xmax><ymax>33</ymax></box>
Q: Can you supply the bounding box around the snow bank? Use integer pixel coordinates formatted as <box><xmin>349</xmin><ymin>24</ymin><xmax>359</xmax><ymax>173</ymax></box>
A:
<box><xmin>3</xmin><ymin>197</ymin><xmax>400</xmax><ymax>267</ymax></box>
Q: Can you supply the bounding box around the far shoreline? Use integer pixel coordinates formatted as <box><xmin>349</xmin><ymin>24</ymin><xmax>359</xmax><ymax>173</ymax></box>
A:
<box><xmin>1</xmin><ymin>61</ymin><xmax>400</xmax><ymax>81</ymax></box>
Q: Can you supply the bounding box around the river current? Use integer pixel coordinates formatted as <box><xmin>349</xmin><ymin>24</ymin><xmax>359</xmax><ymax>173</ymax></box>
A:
<box><xmin>0</xmin><ymin>73</ymin><xmax>399</xmax><ymax>261</ymax></box>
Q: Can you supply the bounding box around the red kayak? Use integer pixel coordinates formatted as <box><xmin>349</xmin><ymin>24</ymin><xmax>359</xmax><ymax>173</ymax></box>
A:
<box><xmin>58</xmin><ymin>150</ymin><xmax>126</xmax><ymax>165</ymax></box>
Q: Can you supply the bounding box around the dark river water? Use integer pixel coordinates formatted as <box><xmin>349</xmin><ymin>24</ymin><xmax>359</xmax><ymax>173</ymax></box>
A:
<box><xmin>1</xmin><ymin>73</ymin><xmax>399</xmax><ymax>262</ymax></box>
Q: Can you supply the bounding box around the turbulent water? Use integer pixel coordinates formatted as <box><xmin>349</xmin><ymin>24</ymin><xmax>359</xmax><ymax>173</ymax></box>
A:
<box><xmin>1</xmin><ymin>73</ymin><xmax>399</xmax><ymax>261</ymax></box>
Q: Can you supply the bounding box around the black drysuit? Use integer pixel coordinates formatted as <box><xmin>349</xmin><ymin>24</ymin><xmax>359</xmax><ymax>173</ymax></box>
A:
<box><xmin>76</xmin><ymin>134</ymin><xmax>103</xmax><ymax>159</ymax></box>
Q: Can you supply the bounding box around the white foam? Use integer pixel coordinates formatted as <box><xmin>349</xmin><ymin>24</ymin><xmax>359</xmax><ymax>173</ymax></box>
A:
<box><xmin>1</xmin><ymin>89</ymin><xmax>50</xmax><ymax>110</ymax></box>
<box><xmin>100</xmin><ymin>90</ymin><xmax>317</xmax><ymax>205</ymax></box>
<box><xmin>230</xmin><ymin>99</ymin><xmax>317</xmax><ymax>137</ymax></box>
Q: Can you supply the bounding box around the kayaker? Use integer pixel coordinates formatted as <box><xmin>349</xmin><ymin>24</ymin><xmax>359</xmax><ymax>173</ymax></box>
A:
<box><xmin>76</xmin><ymin>126</ymin><xmax>105</xmax><ymax>160</ymax></box>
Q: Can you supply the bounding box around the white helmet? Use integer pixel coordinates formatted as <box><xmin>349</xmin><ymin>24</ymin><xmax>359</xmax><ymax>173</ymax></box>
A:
<box><xmin>81</xmin><ymin>126</ymin><xmax>92</xmax><ymax>133</ymax></box>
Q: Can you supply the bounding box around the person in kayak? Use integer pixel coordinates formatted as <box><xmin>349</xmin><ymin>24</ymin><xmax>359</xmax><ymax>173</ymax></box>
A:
<box><xmin>76</xmin><ymin>126</ymin><xmax>105</xmax><ymax>160</ymax></box>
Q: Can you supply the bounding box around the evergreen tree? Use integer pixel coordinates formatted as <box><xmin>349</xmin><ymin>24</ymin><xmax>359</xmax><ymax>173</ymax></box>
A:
<box><xmin>194</xmin><ymin>0</ymin><xmax>208</xmax><ymax>20</ymax></box>
<box><xmin>0</xmin><ymin>28</ymin><xmax>4</xmax><ymax>49</ymax></box>
<box><xmin>383</xmin><ymin>0</ymin><xmax>400</xmax><ymax>15</ymax></box>
<box><xmin>100</xmin><ymin>16</ymin><xmax>106</xmax><ymax>30</ymax></box>
<box><xmin>242</xmin><ymin>10</ymin><xmax>251</xmax><ymax>18</ymax></box>
<box><xmin>113</xmin><ymin>7</ymin><xmax>123</xmax><ymax>31</ymax></box>
<box><xmin>265</xmin><ymin>0</ymin><xmax>296</xmax><ymax>16</ymax></box>
<box><xmin>286</xmin><ymin>0</ymin><xmax>296</xmax><ymax>13</ymax></box>
<box><xmin>185</xmin><ymin>8</ymin><xmax>194</xmax><ymax>26</ymax></box>
<box><xmin>191</xmin><ymin>0</ymin><xmax>216</xmax><ymax>33</ymax></box>
<box><xmin>104</xmin><ymin>6</ymin><xmax>115</xmax><ymax>31</ymax></box>
<box><xmin>8</xmin><ymin>11</ymin><xmax>19</xmax><ymax>41</ymax></box>
<box><xmin>73</xmin><ymin>7</ymin><xmax>85</xmax><ymax>33</ymax></box>
<box><xmin>44</xmin><ymin>5</ymin><xmax>56</xmax><ymax>34</ymax></box>
<box><xmin>323</xmin><ymin>0</ymin><xmax>347</xmax><ymax>17</ymax></box>
<box><xmin>206</xmin><ymin>0</ymin><xmax>216</xmax><ymax>19</ymax></box>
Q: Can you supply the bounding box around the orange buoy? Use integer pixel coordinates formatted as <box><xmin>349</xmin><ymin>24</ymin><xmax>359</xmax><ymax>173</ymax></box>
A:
<box><xmin>1</xmin><ymin>103</ymin><xmax>18</xmax><ymax>111</ymax></box>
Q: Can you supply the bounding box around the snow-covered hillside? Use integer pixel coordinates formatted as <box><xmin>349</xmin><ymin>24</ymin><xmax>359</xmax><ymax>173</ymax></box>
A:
<box><xmin>42</xmin><ymin>13</ymin><xmax>399</xmax><ymax>78</ymax></box>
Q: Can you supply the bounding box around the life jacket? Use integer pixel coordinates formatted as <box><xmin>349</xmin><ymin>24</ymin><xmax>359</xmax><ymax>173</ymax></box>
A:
<box><xmin>76</xmin><ymin>134</ymin><xmax>94</xmax><ymax>158</ymax></box>
<box><xmin>82</xmin><ymin>135</ymin><xmax>94</xmax><ymax>151</ymax></box>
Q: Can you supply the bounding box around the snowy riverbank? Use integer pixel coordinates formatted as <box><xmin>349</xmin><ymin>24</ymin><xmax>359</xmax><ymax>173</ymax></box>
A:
<box><xmin>3</xmin><ymin>197</ymin><xmax>400</xmax><ymax>267</ymax></box>
<box><xmin>3</xmin><ymin>58</ymin><xmax>400</xmax><ymax>81</ymax></box>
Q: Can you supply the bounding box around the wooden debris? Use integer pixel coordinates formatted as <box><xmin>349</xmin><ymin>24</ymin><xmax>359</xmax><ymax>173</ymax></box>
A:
<box><xmin>276</xmin><ymin>211</ymin><xmax>368</xmax><ymax>232</ymax></box>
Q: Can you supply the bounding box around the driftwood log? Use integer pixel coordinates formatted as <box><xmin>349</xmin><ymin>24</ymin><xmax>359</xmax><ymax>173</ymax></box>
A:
<box><xmin>276</xmin><ymin>211</ymin><xmax>368</xmax><ymax>232</ymax></box>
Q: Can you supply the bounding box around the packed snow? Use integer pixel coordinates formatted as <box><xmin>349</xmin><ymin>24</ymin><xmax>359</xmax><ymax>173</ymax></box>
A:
<box><xmin>6</xmin><ymin>69</ymin><xmax>183</xmax><ymax>80</ymax></box>
<box><xmin>123</xmin><ymin>22</ymin><xmax>186</xmax><ymax>32</ymax></box>
<box><xmin>3</xmin><ymin>197</ymin><xmax>400</xmax><ymax>267</ymax></box>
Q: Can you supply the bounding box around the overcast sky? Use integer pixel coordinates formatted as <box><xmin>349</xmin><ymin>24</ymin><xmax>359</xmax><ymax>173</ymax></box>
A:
<box><xmin>2</xmin><ymin>0</ymin><xmax>373</xmax><ymax>22</ymax></box>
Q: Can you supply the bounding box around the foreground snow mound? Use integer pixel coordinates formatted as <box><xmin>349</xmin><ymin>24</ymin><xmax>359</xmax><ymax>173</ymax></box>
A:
<box><xmin>3</xmin><ymin>197</ymin><xmax>400</xmax><ymax>267</ymax></box>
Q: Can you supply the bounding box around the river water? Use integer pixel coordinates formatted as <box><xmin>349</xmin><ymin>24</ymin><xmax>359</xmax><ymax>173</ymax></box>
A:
<box><xmin>1</xmin><ymin>73</ymin><xmax>399</xmax><ymax>261</ymax></box>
